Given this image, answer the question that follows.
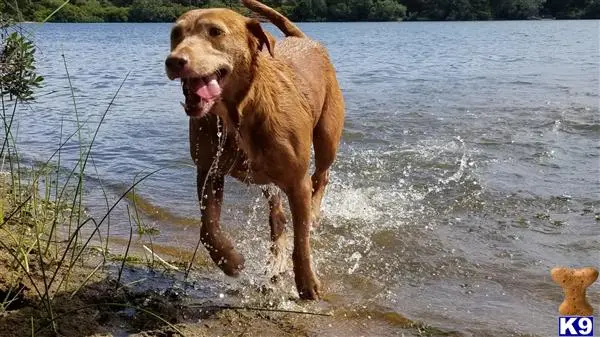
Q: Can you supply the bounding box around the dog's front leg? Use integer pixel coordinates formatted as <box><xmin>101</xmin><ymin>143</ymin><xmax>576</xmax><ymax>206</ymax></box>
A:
<box><xmin>286</xmin><ymin>175</ymin><xmax>321</xmax><ymax>300</ymax></box>
<box><xmin>197</xmin><ymin>169</ymin><xmax>245</xmax><ymax>277</ymax></box>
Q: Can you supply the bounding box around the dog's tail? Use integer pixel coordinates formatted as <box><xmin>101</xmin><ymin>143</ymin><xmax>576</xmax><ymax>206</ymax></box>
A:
<box><xmin>242</xmin><ymin>0</ymin><xmax>306</xmax><ymax>38</ymax></box>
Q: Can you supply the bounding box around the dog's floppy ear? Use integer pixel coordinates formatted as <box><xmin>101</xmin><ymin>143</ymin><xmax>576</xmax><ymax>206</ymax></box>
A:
<box><xmin>247</xmin><ymin>19</ymin><xmax>275</xmax><ymax>57</ymax></box>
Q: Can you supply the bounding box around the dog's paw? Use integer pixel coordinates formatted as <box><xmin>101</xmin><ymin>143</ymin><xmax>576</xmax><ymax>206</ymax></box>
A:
<box><xmin>310</xmin><ymin>201</ymin><xmax>323</xmax><ymax>230</ymax></box>
<box><xmin>266</xmin><ymin>233</ymin><xmax>289</xmax><ymax>282</ymax></box>
<box><xmin>295</xmin><ymin>271</ymin><xmax>321</xmax><ymax>300</ymax></box>
<box><xmin>212</xmin><ymin>249</ymin><xmax>245</xmax><ymax>277</ymax></box>
<box><xmin>310</xmin><ymin>212</ymin><xmax>321</xmax><ymax>230</ymax></box>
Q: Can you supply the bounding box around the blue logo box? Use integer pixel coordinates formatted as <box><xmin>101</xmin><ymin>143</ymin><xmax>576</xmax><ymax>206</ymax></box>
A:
<box><xmin>558</xmin><ymin>316</ymin><xmax>594</xmax><ymax>337</ymax></box>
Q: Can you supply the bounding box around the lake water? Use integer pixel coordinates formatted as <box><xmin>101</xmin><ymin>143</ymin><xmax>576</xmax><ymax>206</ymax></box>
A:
<box><xmin>9</xmin><ymin>20</ymin><xmax>600</xmax><ymax>336</ymax></box>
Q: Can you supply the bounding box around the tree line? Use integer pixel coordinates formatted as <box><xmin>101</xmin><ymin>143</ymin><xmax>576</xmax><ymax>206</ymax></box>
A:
<box><xmin>1</xmin><ymin>0</ymin><xmax>598</xmax><ymax>22</ymax></box>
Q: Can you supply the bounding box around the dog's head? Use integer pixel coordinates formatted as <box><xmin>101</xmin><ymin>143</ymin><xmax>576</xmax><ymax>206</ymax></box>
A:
<box><xmin>165</xmin><ymin>8</ymin><xmax>275</xmax><ymax>118</ymax></box>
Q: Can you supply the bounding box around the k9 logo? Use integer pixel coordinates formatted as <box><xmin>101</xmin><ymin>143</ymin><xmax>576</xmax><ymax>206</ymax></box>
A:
<box><xmin>559</xmin><ymin>317</ymin><xmax>594</xmax><ymax>337</ymax></box>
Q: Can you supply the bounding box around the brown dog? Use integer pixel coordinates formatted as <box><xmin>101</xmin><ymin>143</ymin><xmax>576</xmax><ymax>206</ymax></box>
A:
<box><xmin>165</xmin><ymin>0</ymin><xmax>344</xmax><ymax>300</ymax></box>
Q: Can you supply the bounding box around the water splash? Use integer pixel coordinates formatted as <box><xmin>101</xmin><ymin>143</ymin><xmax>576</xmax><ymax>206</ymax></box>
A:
<box><xmin>438</xmin><ymin>136</ymin><xmax>469</xmax><ymax>185</ymax></box>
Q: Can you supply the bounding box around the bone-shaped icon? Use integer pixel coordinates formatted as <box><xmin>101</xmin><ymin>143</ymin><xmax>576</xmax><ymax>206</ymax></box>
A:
<box><xmin>551</xmin><ymin>267</ymin><xmax>598</xmax><ymax>316</ymax></box>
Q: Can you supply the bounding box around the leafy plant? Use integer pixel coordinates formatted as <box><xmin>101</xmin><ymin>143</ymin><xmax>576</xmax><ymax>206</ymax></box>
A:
<box><xmin>0</xmin><ymin>16</ymin><xmax>44</xmax><ymax>101</ymax></box>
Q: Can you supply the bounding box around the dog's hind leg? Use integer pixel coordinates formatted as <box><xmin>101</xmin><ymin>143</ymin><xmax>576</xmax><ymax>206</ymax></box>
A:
<box><xmin>286</xmin><ymin>175</ymin><xmax>321</xmax><ymax>299</ymax></box>
<box><xmin>197</xmin><ymin>169</ymin><xmax>245</xmax><ymax>276</ymax></box>
<box><xmin>311</xmin><ymin>87</ymin><xmax>345</xmax><ymax>228</ymax></box>
<box><xmin>262</xmin><ymin>185</ymin><xmax>288</xmax><ymax>280</ymax></box>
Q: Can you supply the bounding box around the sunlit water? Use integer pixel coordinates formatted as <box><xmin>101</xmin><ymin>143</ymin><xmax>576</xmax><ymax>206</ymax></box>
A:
<box><xmin>6</xmin><ymin>20</ymin><xmax>600</xmax><ymax>336</ymax></box>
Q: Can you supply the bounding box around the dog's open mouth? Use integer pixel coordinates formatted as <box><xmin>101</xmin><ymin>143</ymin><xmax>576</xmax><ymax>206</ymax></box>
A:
<box><xmin>180</xmin><ymin>69</ymin><xmax>228</xmax><ymax>118</ymax></box>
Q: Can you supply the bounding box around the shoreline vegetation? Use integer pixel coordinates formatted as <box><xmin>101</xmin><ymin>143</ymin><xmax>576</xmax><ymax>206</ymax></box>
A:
<box><xmin>1</xmin><ymin>0</ymin><xmax>599</xmax><ymax>23</ymax></box>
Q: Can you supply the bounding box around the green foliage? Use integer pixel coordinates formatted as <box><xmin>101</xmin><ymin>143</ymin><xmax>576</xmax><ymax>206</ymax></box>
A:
<box><xmin>447</xmin><ymin>0</ymin><xmax>476</xmax><ymax>19</ymax></box>
<box><xmin>103</xmin><ymin>6</ymin><xmax>129</xmax><ymax>21</ymax></box>
<box><xmin>129</xmin><ymin>0</ymin><xmax>192</xmax><ymax>22</ymax></box>
<box><xmin>1</xmin><ymin>0</ymin><xmax>598</xmax><ymax>22</ymax></box>
<box><xmin>582</xmin><ymin>0</ymin><xmax>600</xmax><ymax>17</ymax></box>
<box><xmin>328</xmin><ymin>2</ymin><xmax>352</xmax><ymax>19</ymax></box>
<box><xmin>490</xmin><ymin>0</ymin><xmax>545</xmax><ymax>18</ymax></box>
<box><xmin>369</xmin><ymin>0</ymin><xmax>407</xmax><ymax>20</ymax></box>
<box><xmin>470</xmin><ymin>0</ymin><xmax>493</xmax><ymax>19</ymax></box>
<box><xmin>129</xmin><ymin>0</ymin><xmax>169</xmax><ymax>22</ymax></box>
<box><xmin>291</xmin><ymin>0</ymin><xmax>328</xmax><ymax>21</ymax></box>
<box><xmin>543</xmin><ymin>0</ymin><xmax>599</xmax><ymax>18</ymax></box>
<box><xmin>0</xmin><ymin>16</ymin><xmax>44</xmax><ymax>100</ymax></box>
<box><xmin>51</xmin><ymin>4</ymin><xmax>103</xmax><ymax>22</ymax></box>
<box><xmin>348</xmin><ymin>0</ymin><xmax>373</xmax><ymax>20</ymax></box>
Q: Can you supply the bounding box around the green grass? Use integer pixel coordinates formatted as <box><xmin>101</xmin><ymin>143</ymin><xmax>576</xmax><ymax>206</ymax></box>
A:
<box><xmin>0</xmin><ymin>7</ymin><xmax>176</xmax><ymax>334</ymax></box>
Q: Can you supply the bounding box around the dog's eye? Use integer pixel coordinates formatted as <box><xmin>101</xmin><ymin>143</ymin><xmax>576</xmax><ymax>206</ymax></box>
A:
<box><xmin>171</xmin><ymin>26</ymin><xmax>183</xmax><ymax>42</ymax></box>
<box><xmin>209</xmin><ymin>27</ymin><xmax>223</xmax><ymax>37</ymax></box>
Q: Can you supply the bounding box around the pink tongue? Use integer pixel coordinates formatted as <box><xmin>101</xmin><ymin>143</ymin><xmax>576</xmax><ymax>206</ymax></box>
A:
<box><xmin>193</xmin><ymin>76</ymin><xmax>221</xmax><ymax>100</ymax></box>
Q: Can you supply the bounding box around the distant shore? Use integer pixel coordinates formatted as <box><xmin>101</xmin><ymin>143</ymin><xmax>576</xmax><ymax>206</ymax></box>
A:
<box><xmin>4</xmin><ymin>0</ymin><xmax>598</xmax><ymax>25</ymax></box>
<box><xmin>21</xmin><ymin>17</ymin><xmax>592</xmax><ymax>24</ymax></box>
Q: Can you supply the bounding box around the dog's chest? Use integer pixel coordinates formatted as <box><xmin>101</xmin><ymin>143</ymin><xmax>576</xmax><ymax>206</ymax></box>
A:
<box><xmin>223</xmin><ymin>129</ymin><xmax>278</xmax><ymax>185</ymax></box>
<box><xmin>229</xmin><ymin>157</ymin><xmax>272</xmax><ymax>185</ymax></box>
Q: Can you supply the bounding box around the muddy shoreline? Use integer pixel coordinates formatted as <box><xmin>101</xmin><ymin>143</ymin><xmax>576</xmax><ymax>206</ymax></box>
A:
<box><xmin>0</xmin><ymin>173</ymin><xmax>458</xmax><ymax>337</ymax></box>
<box><xmin>0</xmin><ymin>254</ymin><xmax>460</xmax><ymax>337</ymax></box>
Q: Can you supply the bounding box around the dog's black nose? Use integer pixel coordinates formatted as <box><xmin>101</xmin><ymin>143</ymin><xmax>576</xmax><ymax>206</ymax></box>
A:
<box><xmin>165</xmin><ymin>55</ymin><xmax>188</xmax><ymax>73</ymax></box>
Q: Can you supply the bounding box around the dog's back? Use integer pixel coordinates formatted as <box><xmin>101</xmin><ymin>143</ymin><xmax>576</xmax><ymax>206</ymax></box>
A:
<box><xmin>242</xmin><ymin>0</ymin><xmax>343</xmax><ymax>127</ymax></box>
<box><xmin>277</xmin><ymin>38</ymin><xmax>339</xmax><ymax>126</ymax></box>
